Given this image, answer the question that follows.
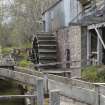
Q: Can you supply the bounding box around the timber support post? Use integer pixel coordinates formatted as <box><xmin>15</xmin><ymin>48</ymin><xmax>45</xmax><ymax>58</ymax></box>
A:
<box><xmin>49</xmin><ymin>90</ymin><xmax>60</xmax><ymax>105</ymax></box>
<box><xmin>36</xmin><ymin>79</ymin><xmax>44</xmax><ymax>105</ymax></box>
<box><xmin>95</xmin><ymin>84</ymin><xmax>100</xmax><ymax>105</ymax></box>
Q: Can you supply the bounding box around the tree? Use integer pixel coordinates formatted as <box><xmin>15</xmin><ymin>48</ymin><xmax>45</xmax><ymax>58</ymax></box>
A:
<box><xmin>0</xmin><ymin>0</ymin><xmax>58</xmax><ymax>48</ymax></box>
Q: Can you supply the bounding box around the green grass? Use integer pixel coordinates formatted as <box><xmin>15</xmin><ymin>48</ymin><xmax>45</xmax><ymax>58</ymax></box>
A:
<box><xmin>82</xmin><ymin>65</ymin><xmax>105</xmax><ymax>82</ymax></box>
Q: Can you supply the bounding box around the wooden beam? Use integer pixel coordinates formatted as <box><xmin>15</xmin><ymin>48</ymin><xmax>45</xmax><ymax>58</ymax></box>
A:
<box><xmin>87</xmin><ymin>30</ymin><xmax>91</xmax><ymax>65</ymax></box>
<box><xmin>94</xmin><ymin>27</ymin><xmax>105</xmax><ymax>49</ymax></box>
<box><xmin>88</xmin><ymin>22</ymin><xmax>105</xmax><ymax>29</ymax></box>
<box><xmin>0</xmin><ymin>68</ymin><xmax>43</xmax><ymax>85</ymax></box>
<box><xmin>0</xmin><ymin>95</ymin><xmax>36</xmax><ymax>100</ymax></box>
<box><xmin>97</xmin><ymin>29</ymin><xmax>102</xmax><ymax>64</ymax></box>
<box><xmin>34</xmin><ymin>61</ymin><xmax>80</xmax><ymax>67</ymax></box>
<box><xmin>49</xmin><ymin>90</ymin><xmax>60</xmax><ymax>105</ymax></box>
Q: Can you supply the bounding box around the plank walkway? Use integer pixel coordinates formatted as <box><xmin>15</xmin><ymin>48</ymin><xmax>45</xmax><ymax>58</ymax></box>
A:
<box><xmin>60</xmin><ymin>96</ymin><xmax>88</xmax><ymax>105</ymax></box>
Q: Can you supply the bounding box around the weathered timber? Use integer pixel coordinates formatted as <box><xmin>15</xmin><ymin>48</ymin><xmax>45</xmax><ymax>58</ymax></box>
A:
<box><xmin>0</xmin><ymin>95</ymin><xmax>36</xmax><ymax>100</ymax></box>
<box><xmin>34</xmin><ymin>61</ymin><xmax>80</xmax><ymax>67</ymax></box>
<box><xmin>49</xmin><ymin>90</ymin><xmax>60</xmax><ymax>105</ymax></box>
<box><xmin>88</xmin><ymin>22</ymin><xmax>105</xmax><ymax>29</ymax></box>
<box><xmin>94</xmin><ymin>26</ymin><xmax>105</xmax><ymax>49</ymax></box>
<box><xmin>0</xmin><ymin>68</ymin><xmax>43</xmax><ymax>85</ymax></box>
<box><xmin>37</xmin><ymin>79</ymin><xmax>44</xmax><ymax>105</ymax></box>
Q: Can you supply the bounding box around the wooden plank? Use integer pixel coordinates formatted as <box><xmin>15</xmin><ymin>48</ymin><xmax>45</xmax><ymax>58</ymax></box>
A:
<box><xmin>14</xmin><ymin>66</ymin><xmax>44</xmax><ymax>78</ymax></box>
<box><xmin>0</xmin><ymin>95</ymin><xmax>36</xmax><ymax>100</ymax></box>
<box><xmin>49</xmin><ymin>90</ymin><xmax>60</xmax><ymax>105</ymax></box>
<box><xmin>34</xmin><ymin>61</ymin><xmax>80</xmax><ymax>67</ymax></box>
<box><xmin>0</xmin><ymin>68</ymin><xmax>43</xmax><ymax>85</ymax></box>
<box><xmin>37</xmin><ymin>79</ymin><xmax>44</xmax><ymax>105</ymax></box>
<box><xmin>95</xmin><ymin>27</ymin><xmax>105</xmax><ymax>49</ymax></box>
<box><xmin>88</xmin><ymin>22</ymin><xmax>105</xmax><ymax>29</ymax></box>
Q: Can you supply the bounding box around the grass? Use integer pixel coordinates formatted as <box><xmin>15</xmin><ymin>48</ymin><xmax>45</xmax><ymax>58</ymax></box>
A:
<box><xmin>82</xmin><ymin>65</ymin><xmax>105</xmax><ymax>82</ymax></box>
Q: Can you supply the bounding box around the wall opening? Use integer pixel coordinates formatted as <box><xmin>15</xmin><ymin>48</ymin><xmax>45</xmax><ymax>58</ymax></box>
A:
<box><xmin>66</xmin><ymin>49</ymin><xmax>70</xmax><ymax>68</ymax></box>
<box><xmin>101</xmin><ymin>27</ymin><xmax>105</xmax><ymax>64</ymax></box>
<box><xmin>89</xmin><ymin>29</ymin><xmax>97</xmax><ymax>64</ymax></box>
<box><xmin>88</xmin><ymin>27</ymin><xmax>105</xmax><ymax>65</ymax></box>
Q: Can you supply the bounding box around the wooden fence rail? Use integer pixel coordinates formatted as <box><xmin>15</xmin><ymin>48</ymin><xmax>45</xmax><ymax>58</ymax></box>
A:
<box><xmin>1</xmin><ymin>67</ymin><xmax>105</xmax><ymax>105</ymax></box>
<box><xmin>0</xmin><ymin>95</ymin><xmax>36</xmax><ymax>100</ymax></box>
<box><xmin>0</xmin><ymin>68</ymin><xmax>44</xmax><ymax>105</ymax></box>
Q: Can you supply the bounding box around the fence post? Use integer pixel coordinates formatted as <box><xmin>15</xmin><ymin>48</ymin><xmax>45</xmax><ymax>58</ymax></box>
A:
<box><xmin>95</xmin><ymin>84</ymin><xmax>100</xmax><ymax>105</ymax></box>
<box><xmin>37</xmin><ymin>79</ymin><xmax>44</xmax><ymax>105</ymax></box>
<box><xmin>49</xmin><ymin>90</ymin><xmax>60</xmax><ymax>105</ymax></box>
<box><xmin>31</xmin><ymin>90</ymin><xmax>36</xmax><ymax>105</ymax></box>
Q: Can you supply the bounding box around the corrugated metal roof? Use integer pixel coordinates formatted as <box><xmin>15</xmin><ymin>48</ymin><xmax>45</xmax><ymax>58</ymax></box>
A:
<box><xmin>42</xmin><ymin>0</ymin><xmax>62</xmax><ymax>15</ymax></box>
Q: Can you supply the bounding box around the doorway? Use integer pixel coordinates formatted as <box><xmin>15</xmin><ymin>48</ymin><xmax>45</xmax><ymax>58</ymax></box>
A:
<box><xmin>89</xmin><ymin>29</ymin><xmax>98</xmax><ymax>64</ymax></box>
<box><xmin>88</xmin><ymin>26</ymin><xmax>105</xmax><ymax>65</ymax></box>
<box><xmin>101</xmin><ymin>27</ymin><xmax>105</xmax><ymax>64</ymax></box>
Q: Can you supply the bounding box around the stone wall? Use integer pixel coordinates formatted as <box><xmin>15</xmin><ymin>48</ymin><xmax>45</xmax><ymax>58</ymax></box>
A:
<box><xmin>56</xmin><ymin>27</ymin><xmax>69</xmax><ymax>68</ymax></box>
<box><xmin>56</xmin><ymin>25</ymin><xmax>81</xmax><ymax>77</ymax></box>
<box><xmin>68</xmin><ymin>26</ymin><xmax>81</xmax><ymax>63</ymax></box>
<box><xmin>81</xmin><ymin>27</ymin><xmax>88</xmax><ymax>67</ymax></box>
<box><xmin>57</xmin><ymin>26</ymin><xmax>81</xmax><ymax>63</ymax></box>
